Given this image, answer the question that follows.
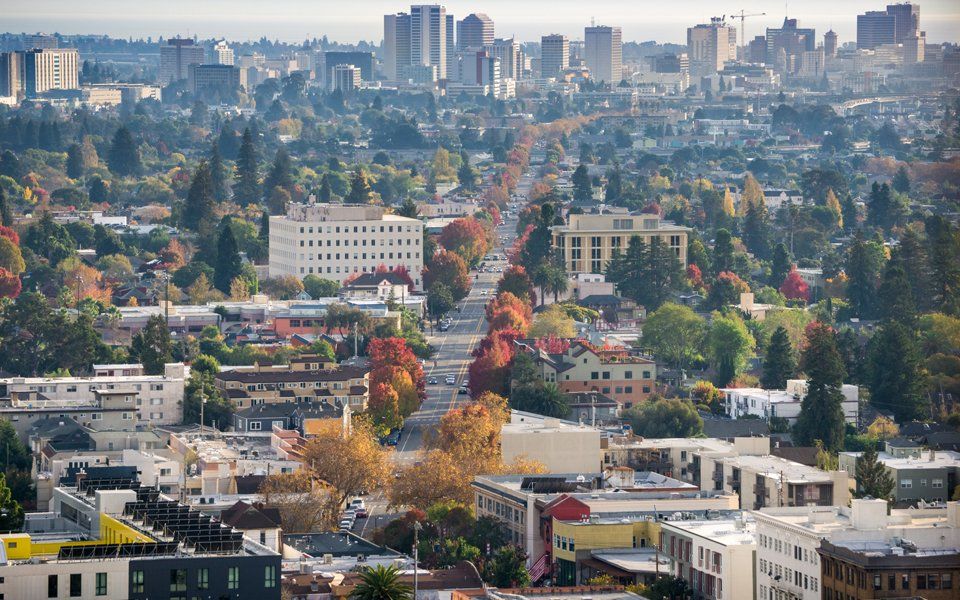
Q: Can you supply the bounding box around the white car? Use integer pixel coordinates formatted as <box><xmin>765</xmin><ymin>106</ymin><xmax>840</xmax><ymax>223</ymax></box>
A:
<box><xmin>349</xmin><ymin>499</ymin><xmax>366</xmax><ymax>511</ymax></box>
<box><xmin>445</xmin><ymin>375</ymin><xmax>456</xmax><ymax>385</ymax></box>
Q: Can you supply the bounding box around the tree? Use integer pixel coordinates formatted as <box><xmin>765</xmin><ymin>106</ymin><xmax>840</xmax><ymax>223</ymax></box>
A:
<box><xmin>208</xmin><ymin>142</ymin><xmax>228</xmax><ymax>202</ymax></box>
<box><xmin>457</xmin><ymin>150</ymin><xmax>478</xmax><ymax>190</ymax></box>
<box><xmin>0</xmin><ymin>268</ymin><xmax>21</xmax><ymax>299</ymax></box>
<box><xmin>510</xmin><ymin>381</ymin><xmax>568</xmax><ymax>418</ymax></box>
<box><xmin>183</xmin><ymin>370</ymin><xmax>234</xmax><ymax>429</ymax></box>
<box><xmin>496</xmin><ymin>265</ymin><xmax>535</xmax><ymax>305</ymax></box>
<box><xmin>0</xmin><ymin>237</ymin><xmax>24</xmax><ymax>275</ymax></box>
<box><xmin>867</xmin><ymin>415</ymin><xmax>899</xmax><ymax>441</ymax></box>
<box><xmin>877</xmin><ymin>262</ymin><xmax>915</xmax><ymax>326</ymax></box>
<box><xmin>0</xmin><ymin>473</ymin><xmax>24</xmax><ymax>532</ymax></box>
<box><xmin>303</xmin><ymin>420</ymin><xmax>391</xmax><ymax>509</ymax></box>
<box><xmin>350</xmin><ymin>565</ymin><xmax>412</xmax><ymax>600</ymax></box>
<box><xmin>825</xmin><ymin>188</ymin><xmax>843</xmax><ymax>228</ymax></box>
<box><xmin>705</xmin><ymin>271</ymin><xmax>750</xmax><ymax>311</ymax></box>
<box><xmin>66</xmin><ymin>143</ymin><xmax>84</xmax><ymax>179</ymax></box>
<box><xmin>233</xmin><ymin>127</ymin><xmax>260</xmax><ymax>206</ymax></box>
<box><xmin>439</xmin><ymin>218</ymin><xmax>490</xmax><ymax>267</ymax></box>
<box><xmin>424</xmin><ymin>250</ymin><xmax>470</xmax><ymax>300</ymax></box>
<box><xmin>318</xmin><ymin>173</ymin><xmax>333</xmax><ymax>202</ymax></box>
<box><xmin>624</xmin><ymin>398</ymin><xmax>703</xmax><ymax>438</ymax></box>
<box><xmin>303</xmin><ymin>275</ymin><xmax>340</xmax><ymax>298</ymax></box>
<box><xmin>926</xmin><ymin>216</ymin><xmax>960</xmax><ymax>314</ymax></box>
<box><xmin>263</xmin><ymin>146</ymin><xmax>293</xmax><ymax>202</ymax></box>
<box><xmin>794</xmin><ymin>322</ymin><xmax>846</xmax><ymax>452</ymax></box>
<box><xmin>762</xmin><ymin>326</ymin><xmax>796</xmax><ymax>389</ymax></box>
<box><xmin>642</xmin><ymin>303</ymin><xmax>706</xmax><ymax>370</ymax></box>
<box><xmin>130</xmin><ymin>315</ymin><xmax>173</xmax><ymax>375</ymax></box>
<box><xmin>427</xmin><ymin>282</ymin><xmax>455</xmax><ymax>321</ymax></box>
<box><xmin>712</xmin><ymin>229</ymin><xmax>734</xmax><ymax>276</ymax></box>
<box><xmin>347</xmin><ymin>168</ymin><xmax>373</xmax><ymax>204</ymax></box>
<box><xmin>606</xmin><ymin>235</ymin><xmax>684</xmax><ymax>311</ymax></box>
<box><xmin>0</xmin><ymin>187</ymin><xmax>11</xmax><ymax>226</ymax></box>
<box><xmin>867</xmin><ymin>321</ymin><xmax>927</xmax><ymax>422</ymax></box>
<box><xmin>259</xmin><ymin>471</ymin><xmax>333</xmax><ymax>533</ymax></box>
<box><xmin>484</xmin><ymin>545</ymin><xmax>530</xmax><ymax>588</ymax></box>
<box><xmin>528</xmin><ymin>305</ymin><xmax>576</xmax><ymax>338</ymax></box>
<box><xmin>107</xmin><ymin>126</ymin><xmax>140</xmax><ymax>176</ymax></box>
<box><xmin>183</xmin><ymin>161</ymin><xmax>216</xmax><ymax>234</ymax></box>
<box><xmin>867</xmin><ymin>182</ymin><xmax>903</xmax><ymax>231</ymax></box>
<box><xmin>845</xmin><ymin>232</ymin><xmax>884</xmax><ymax>319</ymax></box>
<box><xmin>707</xmin><ymin>314</ymin><xmax>755</xmax><ymax>386</ymax></box>
<box><xmin>742</xmin><ymin>197</ymin><xmax>770</xmax><ymax>259</ymax></box>
<box><xmin>892</xmin><ymin>165</ymin><xmax>910</xmax><ymax>194</ymax></box>
<box><xmin>780</xmin><ymin>269</ymin><xmax>810</xmax><ymax>302</ymax></box>
<box><xmin>855</xmin><ymin>444</ymin><xmax>894</xmax><ymax>501</ymax></box>
<box><xmin>572</xmin><ymin>164</ymin><xmax>592</xmax><ymax>203</ymax></box>
<box><xmin>213</xmin><ymin>219</ymin><xmax>243</xmax><ymax>294</ymax></box>
<box><xmin>770</xmin><ymin>243</ymin><xmax>792</xmax><ymax>288</ymax></box>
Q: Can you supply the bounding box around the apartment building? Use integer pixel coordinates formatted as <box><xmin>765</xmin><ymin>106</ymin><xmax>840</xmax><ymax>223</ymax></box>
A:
<box><xmin>515</xmin><ymin>339</ymin><xmax>657</xmax><ymax>408</ymax></box>
<box><xmin>214</xmin><ymin>359</ymin><xmax>369</xmax><ymax>412</ymax></box>
<box><xmin>659</xmin><ymin>514</ymin><xmax>757</xmax><ymax>600</ymax></box>
<box><xmin>268</xmin><ymin>203</ymin><xmax>425</xmax><ymax>290</ymax></box>
<box><xmin>0</xmin><ymin>363</ymin><xmax>186</xmax><ymax>441</ymax></box>
<box><xmin>551</xmin><ymin>213</ymin><xmax>689</xmax><ymax>276</ymax></box>
<box><xmin>18</xmin><ymin>48</ymin><xmax>79</xmax><ymax>97</ymax></box>
<box><xmin>755</xmin><ymin>499</ymin><xmax>960</xmax><ymax>600</ymax></box>
<box><xmin>722</xmin><ymin>379</ymin><xmax>860</xmax><ymax>425</ymax></box>
<box><xmin>838</xmin><ymin>448</ymin><xmax>960</xmax><ymax>504</ymax></box>
<box><xmin>687</xmin><ymin>19</ymin><xmax>737</xmax><ymax>77</ymax></box>
<box><xmin>551</xmin><ymin>513</ymin><xmax>665</xmax><ymax>585</ymax></box>
<box><xmin>604</xmin><ymin>436</ymin><xmax>738</xmax><ymax>481</ymax></box>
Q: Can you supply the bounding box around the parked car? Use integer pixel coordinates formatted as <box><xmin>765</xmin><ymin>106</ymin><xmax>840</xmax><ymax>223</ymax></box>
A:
<box><xmin>445</xmin><ymin>375</ymin><xmax>456</xmax><ymax>385</ymax></box>
<box><xmin>429</xmin><ymin>377</ymin><xmax>438</xmax><ymax>385</ymax></box>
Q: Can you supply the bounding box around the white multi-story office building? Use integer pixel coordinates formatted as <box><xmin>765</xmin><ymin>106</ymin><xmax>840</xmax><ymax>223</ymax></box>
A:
<box><xmin>411</xmin><ymin>5</ymin><xmax>448</xmax><ymax>80</ymax></box>
<box><xmin>541</xmin><ymin>34</ymin><xmax>569</xmax><ymax>78</ymax></box>
<box><xmin>687</xmin><ymin>18</ymin><xmax>737</xmax><ymax>77</ymax></box>
<box><xmin>213</xmin><ymin>40</ymin><xmax>234</xmax><ymax>65</ymax></box>
<box><xmin>659</xmin><ymin>514</ymin><xmax>757</xmax><ymax>600</ymax></box>
<box><xmin>331</xmin><ymin>64</ymin><xmax>361</xmax><ymax>94</ymax></box>
<box><xmin>21</xmin><ymin>48</ymin><xmax>79</xmax><ymax>97</ymax></box>
<box><xmin>268</xmin><ymin>203</ymin><xmax>425</xmax><ymax>290</ymax></box>
<box><xmin>159</xmin><ymin>38</ymin><xmax>205</xmax><ymax>84</ymax></box>
<box><xmin>383</xmin><ymin>12</ymin><xmax>412</xmax><ymax>80</ymax></box>
<box><xmin>492</xmin><ymin>37</ymin><xmax>522</xmax><ymax>80</ymax></box>
<box><xmin>584</xmin><ymin>25</ymin><xmax>622</xmax><ymax>84</ymax></box>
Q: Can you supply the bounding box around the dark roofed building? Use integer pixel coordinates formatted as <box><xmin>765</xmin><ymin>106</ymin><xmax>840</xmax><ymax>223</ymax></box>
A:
<box><xmin>221</xmin><ymin>500</ymin><xmax>283</xmax><ymax>551</ymax></box>
<box><xmin>232</xmin><ymin>400</ymin><xmax>346</xmax><ymax>434</ymax></box>
<box><xmin>215</xmin><ymin>364</ymin><xmax>368</xmax><ymax>412</ymax></box>
<box><xmin>578</xmin><ymin>294</ymin><xmax>645</xmax><ymax>324</ymax></box>
<box><xmin>700</xmin><ymin>414</ymin><xmax>771</xmax><ymax>440</ymax></box>
<box><xmin>340</xmin><ymin>271</ymin><xmax>412</xmax><ymax>300</ymax></box>
<box><xmin>565</xmin><ymin>391</ymin><xmax>620</xmax><ymax>425</ymax></box>
<box><xmin>284</xmin><ymin>531</ymin><xmax>399</xmax><ymax>559</ymax></box>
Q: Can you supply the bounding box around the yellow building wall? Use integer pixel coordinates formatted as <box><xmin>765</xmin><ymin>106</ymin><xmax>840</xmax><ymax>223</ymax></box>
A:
<box><xmin>552</xmin><ymin>518</ymin><xmax>661</xmax><ymax>562</ymax></box>
<box><xmin>0</xmin><ymin>515</ymin><xmax>153</xmax><ymax>559</ymax></box>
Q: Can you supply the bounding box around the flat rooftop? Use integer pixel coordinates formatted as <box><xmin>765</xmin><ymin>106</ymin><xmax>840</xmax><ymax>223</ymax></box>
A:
<box><xmin>717</xmin><ymin>453</ymin><xmax>836</xmax><ymax>483</ymax></box>
<box><xmin>842</xmin><ymin>450</ymin><xmax>960</xmax><ymax>470</ymax></box>
<box><xmin>661</xmin><ymin>517</ymin><xmax>757</xmax><ymax>546</ymax></box>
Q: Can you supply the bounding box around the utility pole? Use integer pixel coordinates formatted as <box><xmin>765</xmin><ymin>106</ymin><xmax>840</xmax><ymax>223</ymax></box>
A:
<box><xmin>199</xmin><ymin>384</ymin><xmax>205</xmax><ymax>439</ymax></box>
<box><xmin>413</xmin><ymin>521</ymin><xmax>422</xmax><ymax>599</ymax></box>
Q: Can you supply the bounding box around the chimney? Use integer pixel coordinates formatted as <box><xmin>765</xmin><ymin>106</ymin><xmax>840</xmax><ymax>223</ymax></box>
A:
<box><xmin>929</xmin><ymin>449</ymin><xmax>936</xmax><ymax>462</ymax></box>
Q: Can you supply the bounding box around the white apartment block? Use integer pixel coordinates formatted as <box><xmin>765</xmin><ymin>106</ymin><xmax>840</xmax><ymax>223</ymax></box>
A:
<box><xmin>659</xmin><ymin>514</ymin><xmax>757</xmax><ymax>600</ymax></box>
<box><xmin>754</xmin><ymin>499</ymin><xmax>960</xmax><ymax>600</ymax></box>
<box><xmin>268</xmin><ymin>203</ymin><xmax>425</xmax><ymax>290</ymax></box>
<box><xmin>722</xmin><ymin>379</ymin><xmax>860</xmax><ymax>425</ymax></box>
<box><xmin>0</xmin><ymin>363</ymin><xmax>186</xmax><ymax>440</ymax></box>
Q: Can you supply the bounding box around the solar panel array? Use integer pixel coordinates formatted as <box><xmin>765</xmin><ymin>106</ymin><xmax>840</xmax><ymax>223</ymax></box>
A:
<box><xmin>76</xmin><ymin>477</ymin><xmax>161</xmax><ymax>503</ymax></box>
<box><xmin>57</xmin><ymin>541</ymin><xmax>180</xmax><ymax>560</ymax></box>
<box><xmin>123</xmin><ymin>501</ymin><xmax>244</xmax><ymax>554</ymax></box>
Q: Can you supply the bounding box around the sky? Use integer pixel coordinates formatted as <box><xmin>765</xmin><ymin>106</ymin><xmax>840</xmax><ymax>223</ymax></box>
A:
<box><xmin>6</xmin><ymin>1</ymin><xmax>960</xmax><ymax>46</ymax></box>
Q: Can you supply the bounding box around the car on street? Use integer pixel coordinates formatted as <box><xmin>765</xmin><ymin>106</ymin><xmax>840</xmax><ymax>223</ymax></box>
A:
<box><xmin>338</xmin><ymin>518</ymin><xmax>354</xmax><ymax>530</ymax></box>
<box><xmin>459</xmin><ymin>385</ymin><xmax>469</xmax><ymax>395</ymax></box>
<box><xmin>383</xmin><ymin>430</ymin><xmax>400</xmax><ymax>446</ymax></box>
<box><xmin>445</xmin><ymin>375</ymin><xmax>455</xmax><ymax>385</ymax></box>
<box><xmin>428</xmin><ymin>377</ymin><xmax>438</xmax><ymax>384</ymax></box>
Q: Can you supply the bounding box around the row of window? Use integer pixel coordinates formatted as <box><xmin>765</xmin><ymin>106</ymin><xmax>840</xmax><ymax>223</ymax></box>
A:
<box><xmin>554</xmin><ymin>534</ymin><xmax>575</xmax><ymax>552</ymax></box>
<box><xmin>757</xmin><ymin>533</ymin><xmax>818</xmax><ymax>566</ymax></box>
<box><xmin>589</xmin><ymin>370</ymin><xmax>652</xmax><ymax>380</ymax></box>
<box><xmin>478</xmin><ymin>495</ymin><xmax>524</xmax><ymax>524</ymax></box>
<box><xmin>299</xmin><ymin>252</ymin><xmax>420</xmax><ymax>261</ymax></box>
<box><xmin>129</xmin><ymin>565</ymin><xmax>276</xmax><ymax>594</ymax></box>
<box><xmin>824</xmin><ymin>561</ymin><xmax>953</xmax><ymax>592</ymax></box>
<box><xmin>296</xmin><ymin>224</ymin><xmax>417</xmax><ymax>234</ymax></box>
<box><xmin>297</xmin><ymin>237</ymin><xmax>418</xmax><ymax>247</ymax></box>
<box><xmin>900</xmin><ymin>477</ymin><xmax>944</xmax><ymax>488</ymax></box>
<box><xmin>26</xmin><ymin>383</ymin><xmax>165</xmax><ymax>393</ymax></box>
<box><xmin>46</xmin><ymin>573</ymin><xmax>108</xmax><ymax>597</ymax></box>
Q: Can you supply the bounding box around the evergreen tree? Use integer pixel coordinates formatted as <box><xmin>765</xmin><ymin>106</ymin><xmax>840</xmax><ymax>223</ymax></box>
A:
<box><xmin>0</xmin><ymin>187</ymin><xmax>11</xmax><ymax>227</ymax></box>
<box><xmin>866</xmin><ymin>182</ymin><xmax>899</xmax><ymax>231</ymax></box>
<box><xmin>926</xmin><ymin>215</ymin><xmax>960</xmax><ymax>314</ymax></box>
<box><xmin>855</xmin><ymin>444</ymin><xmax>895</xmax><ymax>500</ymax></box>
<box><xmin>867</xmin><ymin>322</ymin><xmax>928</xmax><ymax>422</ymax></box>
<box><xmin>742</xmin><ymin>198</ymin><xmax>770</xmax><ymax>259</ymax></box>
<box><xmin>107</xmin><ymin>126</ymin><xmax>140</xmax><ymax>177</ymax></box>
<box><xmin>845</xmin><ymin>231</ymin><xmax>883</xmax><ymax>319</ymax></box>
<box><xmin>770</xmin><ymin>243</ymin><xmax>792</xmax><ymax>287</ymax></box>
<box><xmin>892</xmin><ymin>165</ymin><xmax>910</xmax><ymax>194</ymax></box>
<box><xmin>761</xmin><ymin>326</ymin><xmax>795</xmax><ymax>389</ymax></box>
<box><xmin>183</xmin><ymin>161</ymin><xmax>216</xmax><ymax>234</ymax></box>
<box><xmin>130</xmin><ymin>314</ymin><xmax>173</xmax><ymax>375</ymax></box>
<box><xmin>877</xmin><ymin>262</ymin><xmax>916</xmax><ymax>326</ymax></box>
<box><xmin>319</xmin><ymin>173</ymin><xmax>333</xmax><ymax>202</ymax></box>
<box><xmin>89</xmin><ymin>177</ymin><xmax>110</xmax><ymax>204</ymax></box>
<box><xmin>233</xmin><ymin>127</ymin><xmax>260</xmax><ymax>206</ymax></box>
<box><xmin>396</xmin><ymin>198</ymin><xmax>418</xmax><ymax>219</ymax></box>
<box><xmin>66</xmin><ymin>143</ymin><xmax>84</xmax><ymax>179</ymax></box>
<box><xmin>604</xmin><ymin>162</ymin><xmax>623</xmax><ymax>202</ymax></box>
<box><xmin>794</xmin><ymin>322</ymin><xmax>846</xmax><ymax>452</ymax></box>
<box><xmin>263</xmin><ymin>147</ymin><xmax>293</xmax><ymax>200</ymax></box>
<box><xmin>712</xmin><ymin>228</ymin><xmax>735</xmax><ymax>276</ymax></box>
<box><xmin>209</xmin><ymin>142</ymin><xmax>228</xmax><ymax>201</ymax></box>
<box><xmin>572</xmin><ymin>164</ymin><xmax>592</xmax><ymax>203</ymax></box>
<box><xmin>258</xmin><ymin>211</ymin><xmax>270</xmax><ymax>245</ymax></box>
<box><xmin>606</xmin><ymin>236</ymin><xmax>684</xmax><ymax>311</ymax></box>
<box><xmin>346</xmin><ymin>168</ymin><xmax>372</xmax><ymax>204</ymax></box>
<box><xmin>214</xmin><ymin>218</ymin><xmax>243</xmax><ymax>294</ymax></box>
<box><xmin>0</xmin><ymin>473</ymin><xmax>24</xmax><ymax>532</ymax></box>
<box><xmin>840</xmin><ymin>193</ymin><xmax>858</xmax><ymax>232</ymax></box>
<box><xmin>457</xmin><ymin>150</ymin><xmax>478</xmax><ymax>190</ymax></box>
<box><xmin>894</xmin><ymin>226</ymin><xmax>930</xmax><ymax>312</ymax></box>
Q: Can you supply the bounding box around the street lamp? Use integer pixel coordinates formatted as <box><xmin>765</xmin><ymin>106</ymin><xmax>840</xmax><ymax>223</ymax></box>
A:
<box><xmin>413</xmin><ymin>521</ymin><xmax>422</xmax><ymax>599</ymax></box>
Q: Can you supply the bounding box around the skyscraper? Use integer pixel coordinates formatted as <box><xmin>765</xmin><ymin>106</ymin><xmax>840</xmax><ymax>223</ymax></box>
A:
<box><xmin>383</xmin><ymin>12</ymin><xmax>411</xmax><ymax>80</ymax></box>
<box><xmin>857</xmin><ymin>11</ymin><xmax>896</xmax><ymax>49</ymax></box>
<box><xmin>584</xmin><ymin>25</ymin><xmax>623</xmax><ymax>84</ymax></box>
<box><xmin>22</xmin><ymin>48</ymin><xmax>79</xmax><ymax>97</ymax></box>
<box><xmin>540</xmin><ymin>34</ymin><xmax>569</xmax><ymax>79</ymax></box>
<box><xmin>824</xmin><ymin>29</ymin><xmax>838</xmax><ymax>58</ymax></box>
<box><xmin>159</xmin><ymin>38</ymin><xmax>205</xmax><ymax>84</ymax></box>
<box><xmin>213</xmin><ymin>40</ymin><xmax>234</xmax><ymax>66</ymax></box>
<box><xmin>446</xmin><ymin>13</ymin><xmax>456</xmax><ymax>79</ymax></box>
<box><xmin>492</xmin><ymin>37</ymin><xmax>522</xmax><ymax>80</ymax></box>
<box><xmin>410</xmin><ymin>5</ymin><xmax>448</xmax><ymax>80</ymax></box>
<box><xmin>886</xmin><ymin>2</ymin><xmax>920</xmax><ymax>44</ymax></box>
<box><xmin>0</xmin><ymin>52</ymin><xmax>21</xmax><ymax>98</ymax></box>
<box><xmin>765</xmin><ymin>17</ymin><xmax>816</xmax><ymax>74</ymax></box>
<box><xmin>457</xmin><ymin>14</ymin><xmax>494</xmax><ymax>50</ymax></box>
<box><xmin>687</xmin><ymin>18</ymin><xmax>737</xmax><ymax>77</ymax></box>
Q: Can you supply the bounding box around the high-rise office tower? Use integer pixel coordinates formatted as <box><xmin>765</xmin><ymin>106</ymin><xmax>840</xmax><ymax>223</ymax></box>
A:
<box><xmin>765</xmin><ymin>17</ymin><xmax>816</xmax><ymax>74</ymax></box>
<box><xmin>857</xmin><ymin>11</ymin><xmax>896</xmax><ymax>49</ymax></box>
<box><xmin>383</xmin><ymin>12</ymin><xmax>411</xmax><ymax>80</ymax></box>
<box><xmin>886</xmin><ymin>2</ymin><xmax>920</xmax><ymax>44</ymax></box>
<box><xmin>159</xmin><ymin>38</ymin><xmax>205</xmax><ymax>84</ymax></box>
<box><xmin>446</xmin><ymin>13</ymin><xmax>456</xmax><ymax>79</ymax></box>
<box><xmin>492</xmin><ymin>37</ymin><xmax>521</xmax><ymax>79</ymax></box>
<box><xmin>410</xmin><ymin>5</ymin><xmax>448</xmax><ymax>80</ymax></box>
<box><xmin>824</xmin><ymin>29</ymin><xmax>838</xmax><ymax>58</ymax></box>
<box><xmin>0</xmin><ymin>52</ymin><xmax>21</xmax><ymax>98</ymax></box>
<box><xmin>540</xmin><ymin>34</ymin><xmax>569</xmax><ymax>78</ymax></box>
<box><xmin>23</xmin><ymin>33</ymin><xmax>58</xmax><ymax>50</ymax></box>
<box><xmin>584</xmin><ymin>25</ymin><xmax>623</xmax><ymax>83</ymax></box>
<box><xmin>21</xmin><ymin>48</ymin><xmax>79</xmax><ymax>97</ymax></box>
<box><xmin>213</xmin><ymin>40</ymin><xmax>234</xmax><ymax>66</ymax></box>
<box><xmin>687</xmin><ymin>18</ymin><xmax>737</xmax><ymax>77</ymax></box>
<box><xmin>457</xmin><ymin>13</ymin><xmax>494</xmax><ymax>50</ymax></box>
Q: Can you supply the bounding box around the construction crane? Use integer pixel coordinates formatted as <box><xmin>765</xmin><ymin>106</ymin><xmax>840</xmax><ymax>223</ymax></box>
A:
<box><xmin>729</xmin><ymin>9</ymin><xmax>766</xmax><ymax>57</ymax></box>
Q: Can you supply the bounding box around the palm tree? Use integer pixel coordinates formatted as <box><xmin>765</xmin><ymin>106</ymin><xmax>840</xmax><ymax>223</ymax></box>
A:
<box><xmin>350</xmin><ymin>565</ymin><xmax>413</xmax><ymax>600</ymax></box>
<box><xmin>545</xmin><ymin>266</ymin><xmax>569</xmax><ymax>303</ymax></box>
<box><xmin>532</xmin><ymin>265</ymin><xmax>551</xmax><ymax>306</ymax></box>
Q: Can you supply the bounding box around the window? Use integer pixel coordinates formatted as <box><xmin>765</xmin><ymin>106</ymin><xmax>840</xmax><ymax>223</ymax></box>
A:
<box><xmin>250</xmin><ymin>421</ymin><xmax>262</xmax><ymax>431</ymax></box>
<box><xmin>901</xmin><ymin>479</ymin><xmax>913</xmax><ymax>489</ymax></box>
<box><xmin>902</xmin><ymin>573</ymin><xmax>910</xmax><ymax>590</ymax></box>
<box><xmin>197</xmin><ymin>568</ymin><xmax>209</xmax><ymax>590</ymax></box>
<box><xmin>873</xmin><ymin>574</ymin><xmax>881</xmax><ymax>591</ymax></box>
<box><xmin>132</xmin><ymin>570</ymin><xmax>144</xmax><ymax>593</ymax></box>
<box><xmin>70</xmin><ymin>573</ymin><xmax>82</xmax><ymax>597</ymax></box>
<box><xmin>590</xmin><ymin>371</ymin><xmax>599</xmax><ymax>380</ymax></box>
<box><xmin>933</xmin><ymin>479</ymin><xmax>944</xmax><ymax>488</ymax></box>
<box><xmin>170</xmin><ymin>569</ymin><xmax>187</xmax><ymax>592</ymax></box>
<box><xmin>624</xmin><ymin>371</ymin><xmax>633</xmax><ymax>379</ymax></box>
<box><xmin>228</xmin><ymin>567</ymin><xmax>240</xmax><ymax>589</ymax></box>
<box><xmin>96</xmin><ymin>572</ymin><xmax>107</xmax><ymax>596</ymax></box>
<box><xmin>264</xmin><ymin>565</ymin><xmax>277</xmax><ymax>588</ymax></box>
<box><xmin>602</xmin><ymin>371</ymin><xmax>610</xmax><ymax>380</ymax></box>
<box><xmin>48</xmin><ymin>575</ymin><xmax>58</xmax><ymax>598</ymax></box>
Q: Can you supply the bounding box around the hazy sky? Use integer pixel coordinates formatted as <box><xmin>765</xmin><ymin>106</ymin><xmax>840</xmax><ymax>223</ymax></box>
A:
<box><xmin>7</xmin><ymin>1</ymin><xmax>960</xmax><ymax>46</ymax></box>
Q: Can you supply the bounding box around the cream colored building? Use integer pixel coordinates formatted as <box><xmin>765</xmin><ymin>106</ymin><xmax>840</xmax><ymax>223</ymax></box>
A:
<box><xmin>660</xmin><ymin>514</ymin><xmax>756</xmax><ymax>600</ymax></box>
<box><xmin>551</xmin><ymin>213</ymin><xmax>689</xmax><ymax>276</ymax></box>
<box><xmin>269</xmin><ymin>203</ymin><xmax>425</xmax><ymax>290</ymax></box>
<box><xmin>501</xmin><ymin>416</ymin><xmax>602</xmax><ymax>473</ymax></box>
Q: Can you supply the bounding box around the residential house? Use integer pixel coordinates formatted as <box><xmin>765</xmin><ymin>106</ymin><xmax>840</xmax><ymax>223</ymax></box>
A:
<box><xmin>838</xmin><ymin>449</ymin><xmax>960</xmax><ymax>505</ymax></box>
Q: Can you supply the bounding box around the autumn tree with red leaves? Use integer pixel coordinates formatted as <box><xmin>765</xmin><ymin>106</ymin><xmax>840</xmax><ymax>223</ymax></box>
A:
<box><xmin>438</xmin><ymin>217</ymin><xmax>490</xmax><ymax>267</ymax></box>
<box><xmin>0</xmin><ymin>267</ymin><xmax>21</xmax><ymax>299</ymax></box>
<box><xmin>780</xmin><ymin>268</ymin><xmax>810</xmax><ymax>302</ymax></box>
<box><xmin>367</xmin><ymin>337</ymin><xmax>425</xmax><ymax>428</ymax></box>
<box><xmin>495</xmin><ymin>265</ymin><xmax>536</xmax><ymax>305</ymax></box>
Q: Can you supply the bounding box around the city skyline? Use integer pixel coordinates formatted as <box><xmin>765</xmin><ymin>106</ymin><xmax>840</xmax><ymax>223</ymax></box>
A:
<box><xmin>7</xmin><ymin>0</ymin><xmax>960</xmax><ymax>46</ymax></box>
